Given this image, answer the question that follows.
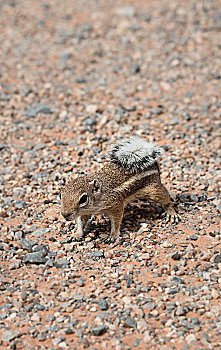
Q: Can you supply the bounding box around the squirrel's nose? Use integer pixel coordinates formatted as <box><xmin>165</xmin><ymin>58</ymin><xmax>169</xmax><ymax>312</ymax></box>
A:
<box><xmin>61</xmin><ymin>211</ymin><xmax>73</xmax><ymax>221</ymax></box>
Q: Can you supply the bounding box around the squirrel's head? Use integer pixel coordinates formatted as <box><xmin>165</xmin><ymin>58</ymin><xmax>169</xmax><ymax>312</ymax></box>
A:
<box><xmin>60</xmin><ymin>176</ymin><xmax>102</xmax><ymax>221</ymax></box>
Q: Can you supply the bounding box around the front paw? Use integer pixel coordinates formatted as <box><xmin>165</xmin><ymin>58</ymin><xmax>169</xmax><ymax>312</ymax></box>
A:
<box><xmin>71</xmin><ymin>228</ymin><xmax>85</xmax><ymax>240</ymax></box>
<box><xmin>163</xmin><ymin>212</ymin><xmax>181</xmax><ymax>224</ymax></box>
<box><xmin>102</xmin><ymin>233</ymin><xmax>120</xmax><ymax>244</ymax></box>
<box><xmin>102</xmin><ymin>236</ymin><xmax>116</xmax><ymax>244</ymax></box>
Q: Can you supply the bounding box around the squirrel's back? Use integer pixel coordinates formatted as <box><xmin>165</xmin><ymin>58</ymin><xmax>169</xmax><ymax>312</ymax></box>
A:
<box><xmin>108</xmin><ymin>136</ymin><xmax>163</xmax><ymax>174</ymax></box>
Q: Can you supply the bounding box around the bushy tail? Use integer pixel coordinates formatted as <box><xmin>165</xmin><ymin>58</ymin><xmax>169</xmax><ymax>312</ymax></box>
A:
<box><xmin>108</xmin><ymin>136</ymin><xmax>163</xmax><ymax>174</ymax></box>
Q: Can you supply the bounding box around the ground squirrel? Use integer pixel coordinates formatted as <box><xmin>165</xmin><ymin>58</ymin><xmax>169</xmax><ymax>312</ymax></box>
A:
<box><xmin>61</xmin><ymin>136</ymin><xmax>181</xmax><ymax>243</ymax></box>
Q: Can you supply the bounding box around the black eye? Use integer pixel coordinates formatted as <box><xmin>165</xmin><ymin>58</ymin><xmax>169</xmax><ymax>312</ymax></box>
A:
<box><xmin>79</xmin><ymin>194</ymin><xmax>88</xmax><ymax>206</ymax></box>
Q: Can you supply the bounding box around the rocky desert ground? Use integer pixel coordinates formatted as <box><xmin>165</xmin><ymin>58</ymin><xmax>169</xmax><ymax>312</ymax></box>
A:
<box><xmin>0</xmin><ymin>0</ymin><xmax>220</xmax><ymax>349</ymax></box>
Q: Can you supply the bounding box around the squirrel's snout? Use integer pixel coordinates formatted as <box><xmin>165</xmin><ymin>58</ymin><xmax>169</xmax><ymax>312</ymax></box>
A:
<box><xmin>61</xmin><ymin>211</ymin><xmax>74</xmax><ymax>221</ymax></box>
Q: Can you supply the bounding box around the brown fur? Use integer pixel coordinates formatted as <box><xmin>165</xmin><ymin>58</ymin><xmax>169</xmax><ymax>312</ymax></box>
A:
<box><xmin>61</xmin><ymin>161</ymin><xmax>180</xmax><ymax>241</ymax></box>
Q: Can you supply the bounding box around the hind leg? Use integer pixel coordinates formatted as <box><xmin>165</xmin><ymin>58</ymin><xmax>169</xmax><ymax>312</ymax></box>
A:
<box><xmin>142</xmin><ymin>183</ymin><xmax>181</xmax><ymax>223</ymax></box>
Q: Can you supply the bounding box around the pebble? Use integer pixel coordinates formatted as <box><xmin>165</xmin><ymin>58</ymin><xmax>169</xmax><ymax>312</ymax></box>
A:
<box><xmin>97</xmin><ymin>299</ymin><xmax>109</xmax><ymax>311</ymax></box>
<box><xmin>171</xmin><ymin>253</ymin><xmax>181</xmax><ymax>260</ymax></box>
<box><xmin>212</xmin><ymin>254</ymin><xmax>221</xmax><ymax>264</ymax></box>
<box><xmin>19</xmin><ymin>238</ymin><xmax>36</xmax><ymax>250</ymax></box>
<box><xmin>176</xmin><ymin>305</ymin><xmax>186</xmax><ymax>316</ymax></box>
<box><xmin>22</xmin><ymin>252</ymin><xmax>47</xmax><ymax>264</ymax></box>
<box><xmin>56</xmin><ymin>258</ymin><xmax>70</xmax><ymax>267</ymax></box>
<box><xmin>189</xmin><ymin>234</ymin><xmax>198</xmax><ymax>241</ymax></box>
<box><xmin>1</xmin><ymin>330</ymin><xmax>19</xmax><ymax>342</ymax></box>
<box><xmin>92</xmin><ymin>325</ymin><xmax>108</xmax><ymax>336</ymax></box>
<box><xmin>77</xmin><ymin>279</ymin><xmax>85</xmax><ymax>287</ymax></box>
<box><xmin>23</xmin><ymin>104</ymin><xmax>52</xmax><ymax>118</ymax></box>
<box><xmin>89</xmin><ymin>250</ymin><xmax>104</xmax><ymax>258</ymax></box>
<box><xmin>52</xmin><ymin>336</ymin><xmax>65</xmax><ymax>346</ymax></box>
<box><xmin>123</xmin><ymin>316</ymin><xmax>137</xmax><ymax>329</ymax></box>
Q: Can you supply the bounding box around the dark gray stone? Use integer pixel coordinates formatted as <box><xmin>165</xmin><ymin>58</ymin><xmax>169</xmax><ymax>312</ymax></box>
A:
<box><xmin>189</xmin><ymin>194</ymin><xmax>198</xmax><ymax>202</ymax></box>
<box><xmin>23</xmin><ymin>104</ymin><xmax>52</xmax><ymax>118</ymax></box>
<box><xmin>92</xmin><ymin>325</ymin><xmax>108</xmax><ymax>336</ymax></box>
<box><xmin>171</xmin><ymin>252</ymin><xmax>181</xmax><ymax>260</ymax></box>
<box><xmin>22</xmin><ymin>252</ymin><xmax>47</xmax><ymax>264</ymax></box>
<box><xmin>212</xmin><ymin>254</ymin><xmax>221</xmax><ymax>264</ymax></box>
<box><xmin>131</xmin><ymin>65</ymin><xmax>140</xmax><ymax>74</ymax></box>
<box><xmin>123</xmin><ymin>316</ymin><xmax>137</xmax><ymax>329</ymax></box>
<box><xmin>168</xmin><ymin>276</ymin><xmax>185</xmax><ymax>285</ymax></box>
<box><xmin>19</xmin><ymin>238</ymin><xmax>36</xmax><ymax>250</ymax></box>
<box><xmin>97</xmin><ymin>299</ymin><xmax>109</xmax><ymax>311</ymax></box>
<box><xmin>32</xmin><ymin>244</ymin><xmax>49</xmax><ymax>254</ymax></box>
<box><xmin>76</xmin><ymin>77</ymin><xmax>86</xmax><ymax>83</ymax></box>
<box><xmin>189</xmin><ymin>234</ymin><xmax>198</xmax><ymax>240</ymax></box>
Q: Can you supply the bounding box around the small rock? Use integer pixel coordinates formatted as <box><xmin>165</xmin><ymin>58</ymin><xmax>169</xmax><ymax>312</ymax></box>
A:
<box><xmin>139</xmin><ymin>253</ymin><xmax>150</xmax><ymax>260</ymax></box>
<box><xmin>23</xmin><ymin>104</ymin><xmax>52</xmax><ymax>118</ymax></box>
<box><xmin>211</xmin><ymin>289</ymin><xmax>219</xmax><ymax>299</ymax></box>
<box><xmin>189</xmin><ymin>234</ymin><xmax>198</xmax><ymax>241</ymax></box>
<box><xmin>92</xmin><ymin>325</ymin><xmax>108</xmax><ymax>336</ymax></box>
<box><xmin>185</xmin><ymin>334</ymin><xmax>196</xmax><ymax>344</ymax></box>
<box><xmin>22</xmin><ymin>252</ymin><xmax>47</xmax><ymax>264</ymax></box>
<box><xmin>14</xmin><ymin>231</ymin><xmax>23</xmax><ymax>240</ymax></box>
<box><xmin>137</xmin><ymin>223</ymin><xmax>149</xmax><ymax>235</ymax></box>
<box><xmin>89</xmin><ymin>250</ymin><xmax>104</xmax><ymax>258</ymax></box>
<box><xmin>9</xmin><ymin>261</ymin><xmax>20</xmax><ymax>270</ymax></box>
<box><xmin>1</xmin><ymin>330</ymin><xmax>19</xmax><ymax>342</ymax></box>
<box><xmin>37</xmin><ymin>334</ymin><xmax>46</xmax><ymax>341</ymax></box>
<box><xmin>77</xmin><ymin>279</ymin><xmax>85</xmax><ymax>287</ymax></box>
<box><xmin>171</xmin><ymin>252</ymin><xmax>181</xmax><ymax>260</ymax></box>
<box><xmin>52</xmin><ymin>336</ymin><xmax>65</xmax><ymax>346</ymax></box>
<box><xmin>19</xmin><ymin>238</ymin><xmax>36</xmax><ymax>250</ymax></box>
<box><xmin>163</xmin><ymin>241</ymin><xmax>172</xmax><ymax>248</ymax></box>
<box><xmin>116</xmin><ymin>6</ymin><xmax>135</xmax><ymax>17</ymax></box>
<box><xmin>123</xmin><ymin>316</ymin><xmax>137</xmax><ymax>329</ymax></box>
<box><xmin>21</xmin><ymin>289</ymin><xmax>28</xmax><ymax>301</ymax></box>
<box><xmin>131</xmin><ymin>65</ymin><xmax>140</xmax><ymax>74</ymax></box>
<box><xmin>189</xmin><ymin>194</ymin><xmax>198</xmax><ymax>202</ymax></box>
<box><xmin>201</xmin><ymin>252</ymin><xmax>213</xmax><ymax>261</ymax></box>
<box><xmin>132</xmin><ymin>338</ymin><xmax>141</xmax><ymax>347</ymax></box>
<box><xmin>97</xmin><ymin>299</ymin><xmax>109</xmax><ymax>311</ymax></box>
<box><xmin>86</xmin><ymin>104</ymin><xmax>98</xmax><ymax>113</ymax></box>
<box><xmin>0</xmin><ymin>209</ymin><xmax>8</xmax><ymax>218</ymax></box>
<box><xmin>176</xmin><ymin>305</ymin><xmax>186</xmax><ymax>316</ymax></box>
<box><xmin>201</xmin><ymin>332</ymin><xmax>210</xmax><ymax>343</ymax></box>
<box><xmin>168</xmin><ymin>276</ymin><xmax>185</xmax><ymax>285</ymax></box>
<box><xmin>45</xmin><ymin>314</ymin><xmax>55</xmax><ymax>322</ymax></box>
<box><xmin>56</xmin><ymin>258</ymin><xmax>70</xmax><ymax>267</ymax></box>
<box><xmin>211</xmin><ymin>254</ymin><xmax>221</xmax><ymax>264</ymax></box>
<box><xmin>169</xmin><ymin>118</ymin><xmax>179</xmax><ymax>126</ymax></box>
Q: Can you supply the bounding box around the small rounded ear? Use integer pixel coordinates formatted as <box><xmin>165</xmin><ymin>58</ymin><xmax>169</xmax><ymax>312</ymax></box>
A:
<box><xmin>91</xmin><ymin>179</ymin><xmax>102</xmax><ymax>194</ymax></box>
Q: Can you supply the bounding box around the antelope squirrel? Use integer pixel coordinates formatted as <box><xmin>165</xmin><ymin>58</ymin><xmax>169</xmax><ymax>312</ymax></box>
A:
<box><xmin>61</xmin><ymin>136</ymin><xmax>181</xmax><ymax>242</ymax></box>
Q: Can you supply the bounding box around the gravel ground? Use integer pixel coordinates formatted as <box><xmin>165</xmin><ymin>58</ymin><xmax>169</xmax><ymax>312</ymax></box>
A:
<box><xmin>0</xmin><ymin>0</ymin><xmax>220</xmax><ymax>349</ymax></box>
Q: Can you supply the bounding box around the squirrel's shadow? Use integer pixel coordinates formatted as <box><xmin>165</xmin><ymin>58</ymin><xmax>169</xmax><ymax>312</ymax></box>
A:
<box><xmin>86</xmin><ymin>200</ymin><xmax>163</xmax><ymax>235</ymax></box>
